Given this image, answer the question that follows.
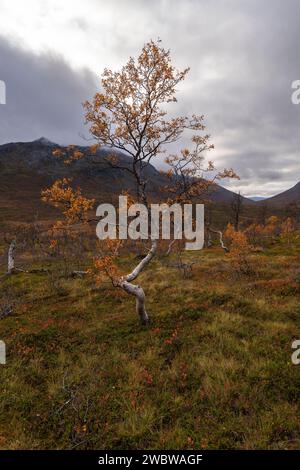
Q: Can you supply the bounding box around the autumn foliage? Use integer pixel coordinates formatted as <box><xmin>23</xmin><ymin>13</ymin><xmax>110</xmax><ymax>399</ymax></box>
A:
<box><xmin>41</xmin><ymin>178</ymin><xmax>95</xmax><ymax>226</ymax></box>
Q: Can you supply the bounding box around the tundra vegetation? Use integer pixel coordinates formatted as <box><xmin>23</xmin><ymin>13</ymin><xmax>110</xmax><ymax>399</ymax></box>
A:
<box><xmin>1</xmin><ymin>41</ymin><xmax>300</xmax><ymax>450</ymax></box>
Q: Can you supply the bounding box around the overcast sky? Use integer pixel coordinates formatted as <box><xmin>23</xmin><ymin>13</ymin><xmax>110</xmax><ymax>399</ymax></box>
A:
<box><xmin>0</xmin><ymin>0</ymin><xmax>300</xmax><ymax>197</ymax></box>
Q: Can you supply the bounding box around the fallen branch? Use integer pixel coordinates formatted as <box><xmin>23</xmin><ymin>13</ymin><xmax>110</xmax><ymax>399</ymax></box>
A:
<box><xmin>71</xmin><ymin>270</ymin><xmax>89</xmax><ymax>278</ymax></box>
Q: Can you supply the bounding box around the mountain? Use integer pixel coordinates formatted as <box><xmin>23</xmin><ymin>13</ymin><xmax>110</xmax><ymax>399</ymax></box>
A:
<box><xmin>250</xmin><ymin>196</ymin><xmax>266</xmax><ymax>202</ymax></box>
<box><xmin>258</xmin><ymin>182</ymin><xmax>300</xmax><ymax>206</ymax></box>
<box><xmin>0</xmin><ymin>138</ymin><xmax>253</xmax><ymax>221</ymax></box>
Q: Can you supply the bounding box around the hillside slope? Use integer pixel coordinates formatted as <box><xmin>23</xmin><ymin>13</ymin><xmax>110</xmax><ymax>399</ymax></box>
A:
<box><xmin>260</xmin><ymin>181</ymin><xmax>300</xmax><ymax>206</ymax></box>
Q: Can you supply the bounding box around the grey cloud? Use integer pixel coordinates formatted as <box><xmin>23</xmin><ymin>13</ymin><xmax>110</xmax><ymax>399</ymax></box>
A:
<box><xmin>1</xmin><ymin>0</ymin><xmax>300</xmax><ymax>196</ymax></box>
<box><xmin>0</xmin><ymin>36</ymin><xmax>98</xmax><ymax>145</ymax></box>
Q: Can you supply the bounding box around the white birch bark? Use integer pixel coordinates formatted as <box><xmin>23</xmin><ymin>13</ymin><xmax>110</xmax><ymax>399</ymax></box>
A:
<box><xmin>117</xmin><ymin>240</ymin><xmax>157</xmax><ymax>324</ymax></box>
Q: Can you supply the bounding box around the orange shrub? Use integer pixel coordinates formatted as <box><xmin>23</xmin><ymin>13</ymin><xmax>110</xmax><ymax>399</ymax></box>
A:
<box><xmin>227</xmin><ymin>230</ymin><xmax>255</xmax><ymax>276</ymax></box>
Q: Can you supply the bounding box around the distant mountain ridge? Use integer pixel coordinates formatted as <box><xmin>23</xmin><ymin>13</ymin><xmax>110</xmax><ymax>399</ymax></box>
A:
<box><xmin>0</xmin><ymin>137</ymin><xmax>259</xmax><ymax>221</ymax></box>
<box><xmin>257</xmin><ymin>181</ymin><xmax>300</xmax><ymax>206</ymax></box>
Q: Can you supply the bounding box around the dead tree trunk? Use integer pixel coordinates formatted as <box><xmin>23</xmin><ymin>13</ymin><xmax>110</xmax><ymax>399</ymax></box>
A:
<box><xmin>7</xmin><ymin>240</ymin><xmax>16</xmax><ymax>274</ymax></box>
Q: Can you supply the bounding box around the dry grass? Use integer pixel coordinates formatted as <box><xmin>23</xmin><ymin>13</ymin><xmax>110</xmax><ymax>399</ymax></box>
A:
<box><xmin>0</xmin><ymin>242</ymin><xmax>300</xmax><ymax>449</ymax></box>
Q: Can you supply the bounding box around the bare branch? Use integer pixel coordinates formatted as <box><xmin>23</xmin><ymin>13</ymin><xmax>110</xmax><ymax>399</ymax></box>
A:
<box><xmin>207</xmin><ymin>227</ymin><xmax>229</xmax><ymax>252</ymax></box>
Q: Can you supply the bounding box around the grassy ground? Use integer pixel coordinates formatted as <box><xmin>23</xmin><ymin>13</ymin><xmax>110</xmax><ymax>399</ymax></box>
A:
<box><xmin>1</xmin><ymin>242</ymin><xmax>300</xmax><ymax>450</ymax></box>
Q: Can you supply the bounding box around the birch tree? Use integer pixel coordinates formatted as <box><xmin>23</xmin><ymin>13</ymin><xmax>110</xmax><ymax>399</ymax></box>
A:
<box><xmin>43</xmin><ymin>39</ymin><xmax>235</xmax><ymax>323</ymax></box>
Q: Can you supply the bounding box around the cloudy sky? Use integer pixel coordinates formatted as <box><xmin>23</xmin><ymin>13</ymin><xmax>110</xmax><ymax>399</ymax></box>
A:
<box><xmin>0</xmin><ymin>0</ymin><xmax>300</xmax><ymax>197</ymax></box>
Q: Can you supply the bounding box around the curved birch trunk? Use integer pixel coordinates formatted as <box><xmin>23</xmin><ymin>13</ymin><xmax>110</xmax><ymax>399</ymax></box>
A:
<box><xmin>117</xmin><ymin>240</ymin><xmax>157</xmax><ymax>324</ymax></box>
